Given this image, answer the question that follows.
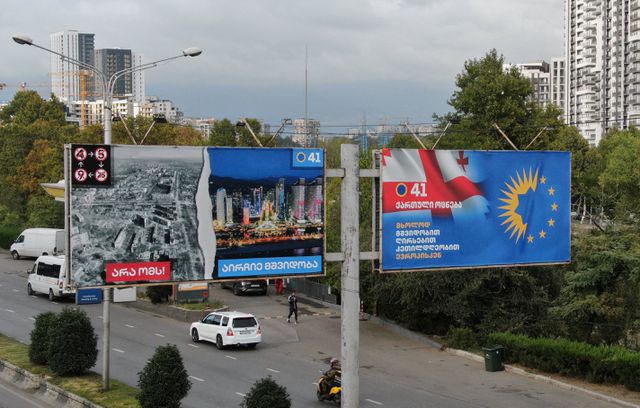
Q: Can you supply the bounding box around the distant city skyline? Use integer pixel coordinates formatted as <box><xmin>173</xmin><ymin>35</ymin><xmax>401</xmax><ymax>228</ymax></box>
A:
<box><xmin>1</xmin><ymin>0</ymin><xmax>564</xmax><ymax>130</ymax></box>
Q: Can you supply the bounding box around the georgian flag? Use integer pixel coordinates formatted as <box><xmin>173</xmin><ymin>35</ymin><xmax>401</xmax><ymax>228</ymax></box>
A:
<box><xmin>381</xmin><ymin>148</ymin><xmax>488</xmax><ymax>219</ymax></box>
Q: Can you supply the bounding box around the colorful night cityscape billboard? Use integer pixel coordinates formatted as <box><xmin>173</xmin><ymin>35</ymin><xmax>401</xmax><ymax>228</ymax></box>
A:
<box><xmin>68</xmin><ymin>145</ymin><xmax>324</xmax><ymax>288</ymax></box>
<box><xmin>380</xmin><ymin>149</ymin><xmax>571</xmax><ymax>272</ymax></box>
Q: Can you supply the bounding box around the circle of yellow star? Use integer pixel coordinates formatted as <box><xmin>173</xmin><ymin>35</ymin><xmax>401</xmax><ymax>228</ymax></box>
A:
<box><xmin>539</xmin><ymin>230</ymin><xmax>547</xmax><ymax>239</ymax></box>
<box><xmin>527</xmin><ymin>235</ymin><xmax>534</xmax><ymax>243</ymax></box>
<box><xmin>548</xmin><ymin>187</ymin><xmax>555</xmax><ymax>196</ymax></box>
<box><xmin>547</xmin><ymin>218</ymin><xmax>555</xmax><ymax>227</ymax></box>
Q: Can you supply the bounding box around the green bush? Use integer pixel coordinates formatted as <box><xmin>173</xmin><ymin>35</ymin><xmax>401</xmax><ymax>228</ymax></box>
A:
<box><xmin>241</xmin><ymin>376</ymin><xmax>291</xmax><ymax>408</ymax></box>
<box><xmin>489</xmin><ymin>332</ymin><xmax>640</xmax><ymax>391</ymax></box>
<box><xmin>446</xmin><ymin>327</ymin><xmax>481</xmax><ymax>350</ymax></box>
<box><xmin>47</xmin><ymin>308</ymin><xmax>98</xmax><ymax>376</ymax></box>
<box><xmin>0</xmin><ymin>226</ymin><xmax>21</xmax><ymax>249</ymax></box>
<box><xmin>146</xmin><ymin>285</ymin><xmax>173</xmax><ymax>304</ymax></box>
<box><xmin>28</xmin><ymin>311</ymin><xmax>57</xmax><ymax>365</ymax></box>
<box><xmin>138</xmin><ymin>344</ymin><xmax>191</xmax><ymax>408</ymax></box>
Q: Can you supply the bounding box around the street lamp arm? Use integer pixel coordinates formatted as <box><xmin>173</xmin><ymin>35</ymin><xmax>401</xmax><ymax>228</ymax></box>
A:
<box><xmin>12</xmin><ymin>35</ymin><xmax>107</xmax><ymax>95</ymax></box>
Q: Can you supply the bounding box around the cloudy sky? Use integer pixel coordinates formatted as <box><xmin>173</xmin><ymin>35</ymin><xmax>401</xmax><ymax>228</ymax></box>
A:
<box><xmin>0</xmin><ymin>0</ymin><xmax>564</xmax><ymax>131</ymax></box>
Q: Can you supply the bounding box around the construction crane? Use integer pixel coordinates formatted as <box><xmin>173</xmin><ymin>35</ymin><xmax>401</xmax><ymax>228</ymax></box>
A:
<box><xmin>0</xmin><ymin>82</ymin><xmax>49</xmax><ymax>91</ymax></box>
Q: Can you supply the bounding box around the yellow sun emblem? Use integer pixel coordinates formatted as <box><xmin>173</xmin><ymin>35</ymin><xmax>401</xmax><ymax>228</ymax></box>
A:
<box><xmin>498</xmin><ymin>168</ymin><xmax>539</xmax><ymax>243</ymax></box>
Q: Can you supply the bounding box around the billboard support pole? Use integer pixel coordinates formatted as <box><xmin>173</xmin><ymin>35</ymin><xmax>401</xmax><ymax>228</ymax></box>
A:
<box><xmin>340</xmin><ymin>143</ymin><xmax>360</xmax><ymax>408</ymax></box>
<box><xmin>102</xmin><ymin>287</ymin><xmax>111</xmax><ymax>390</ymax></box>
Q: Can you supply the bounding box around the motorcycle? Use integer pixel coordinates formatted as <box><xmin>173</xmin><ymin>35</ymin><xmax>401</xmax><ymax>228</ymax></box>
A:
<box><xmin>316</xmin><ymin>372</ymin><xmax>341</xmax><ymax>405</ymax></box>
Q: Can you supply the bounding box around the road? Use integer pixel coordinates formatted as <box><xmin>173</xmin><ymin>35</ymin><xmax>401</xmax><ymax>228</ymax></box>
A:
<box><xmin>0</xmin><ymin>380</ymin><xmax>51</xmax><ymax>408</ymax></box>
<box><xmin>0</xmin><ymin>249</ymin><xmax>627</xmax><ymax>408</ymax></box>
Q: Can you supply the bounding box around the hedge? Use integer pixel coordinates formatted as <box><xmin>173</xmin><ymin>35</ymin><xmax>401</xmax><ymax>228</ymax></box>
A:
<box><xmin>488</xmin><ymin>332</ymin><xmax>640</xmax><ymax>391</ymax></box>
<box><xmin>0</xmin><ymin>227</ymin><xmax>21</xmax><ymax>249</ymax></box>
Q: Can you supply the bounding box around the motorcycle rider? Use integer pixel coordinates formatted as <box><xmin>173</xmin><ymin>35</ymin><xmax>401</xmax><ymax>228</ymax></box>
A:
<box><xmin>320</xmin><ymin>357</ymin><xmax>341</xmax><ymax>398</ymax></box>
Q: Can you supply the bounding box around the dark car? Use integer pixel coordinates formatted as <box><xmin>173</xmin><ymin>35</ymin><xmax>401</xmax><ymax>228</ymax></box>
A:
<box><xmin>220</xmin><ymin>279</ymin><xmax>268</xmax><ymax>296</ymax></box>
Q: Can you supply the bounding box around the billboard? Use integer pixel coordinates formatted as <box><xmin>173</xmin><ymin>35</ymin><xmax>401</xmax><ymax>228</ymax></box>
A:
<box><xmin>68</xmin><ymin>145</ymin><xmax>324</xmax><ymax>288</ymax></box>
<box><xmin>380</xmin><ymin>149</ymin><xmax>571</xmax><ymax>272</ymax></box>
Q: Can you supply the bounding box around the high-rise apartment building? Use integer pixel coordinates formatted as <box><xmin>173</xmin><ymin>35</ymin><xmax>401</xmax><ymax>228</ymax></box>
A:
<box><xmin>95</xmin><ymin>48</ymin><xmax>132</xmax><ymax>97</ymax></box>
<box><xmin>506</xmin><ymin>60</ymin><xmax>566</xmax><ymax>112</ymax></box>
<box><xmin>292</xmin><ymin>118</ymin><xmax>320</xmax><ymax>147</ymax></box>
<box><xmin>50</xmin><ymin>31</ymin><xmax>95</xmax><ymax>103</ymax></box>
<box><xmin>565</xmin><ymin>0</ymin><xmax>640</xmax><ymax>146</ymax></box>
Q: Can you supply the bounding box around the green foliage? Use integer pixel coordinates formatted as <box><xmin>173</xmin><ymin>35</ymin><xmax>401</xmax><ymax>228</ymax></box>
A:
<box><xmin>138</xmin><ymin>344</ymin><xmax>191</xmax><ymax>408</ymax></box>
<box><xmin>596</xmin><ymin>128</ymin><xmax>640</xmax><ymax>222</ymax></box>
<box><xmin>208</xmin><ymin>119</ymin><xmax>237</xmax><ymax>146</ymax></box>
<box><xmin>240</xmin><ymin>376</ymin><xmax>291</xmax><ymax>408</ymax></box>
<box><xmin>0</xmin><ymin>91</ymin><xmax>66</xmax><ymax>126</ymax></box>
<box><xmin>28</xmin><ymin>312</ymin><xmax>57</xmax><ymax>365</ymax></box>
<box><xmin>363</xmin><ymin>267</ymin><xmax>562</xmax><ymax>337</ymax></box>
<box><xmin>26</xmin><ymin>195</ymin><xmax>64</xmax><ymax>228</ymax></box>
<box><xmin>0</xmin><ymin>225</ymin><xmax>21</xmax><ymax>249</ymax></box>
<box><xmin>47</xmin><ymin>308</ymin><xmax>98</xmax><ymax>376</ymax></box>
<box><xmin>146</xmin><ymin>285</ymin><xmax>173</xmax><ymax>304</ymax></box>
<box><xmin>553</xmin><ymin>227</ymin><xmax>640</xmax><ymax>346</ymax></box>
<box><xmin>489</xmin><ymin>332</ymin><xmax>640</xmax><ymax>390</ymax></box>
<box><xmin>435</xmin><ymin>49</ymin><xmax>563</xmax><ymax>150</ymax></box>
<box><xmin>446</xmin><ymin>327</ymin><xmax>481</xmax><ymax>350</ymax></box>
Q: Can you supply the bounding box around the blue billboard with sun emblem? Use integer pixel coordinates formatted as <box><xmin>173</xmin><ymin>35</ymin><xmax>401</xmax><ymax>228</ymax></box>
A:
<box><xmin>380</xmin><ymin>149</ymin><xmax>571</xmax><ymax>271</ymax></box>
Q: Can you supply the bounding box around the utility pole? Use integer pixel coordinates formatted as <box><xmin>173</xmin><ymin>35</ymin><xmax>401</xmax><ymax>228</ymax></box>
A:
<box><xmin>341</xmin><ymin>143</ymin><xmax>360</xmax><ymax>408</ymax></box>
<box><xmin>304</xmin><ymin>44</ymin><xmax>309</xmax><ymax>148</ymax></box>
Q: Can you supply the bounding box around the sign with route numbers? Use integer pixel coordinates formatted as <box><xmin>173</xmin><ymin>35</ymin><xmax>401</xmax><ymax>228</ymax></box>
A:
<box><xmin>67</xmin><ymin>145</ymin><xmax>325</xmax><ymax>288</ymax></box>
<box><xmin>379</xmin><ymin>149</ymin><xmax>571</xmax><ymax>272</ymax></box>
<box><xmin>71</xmin><ymin>144</ymin><xmax>111</xmax><ymax>187</ymax></box>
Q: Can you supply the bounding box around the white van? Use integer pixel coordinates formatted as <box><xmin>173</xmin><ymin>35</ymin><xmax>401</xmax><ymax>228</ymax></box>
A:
<box><xmin>10</xmin><ymin>228</ymin><xmax>64</xmax><ymax>260</ymax></box>
<box><xmin>27</xmin><ymin>255</ymin><xmax>75</xmax><ymax>301</ymax></box>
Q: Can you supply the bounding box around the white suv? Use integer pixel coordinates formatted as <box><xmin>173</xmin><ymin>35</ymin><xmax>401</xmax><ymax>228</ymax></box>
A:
<box><xmin>190</xmin><ymin>311</ymin><xmax>261</xmax><ymax>350</ymax></box>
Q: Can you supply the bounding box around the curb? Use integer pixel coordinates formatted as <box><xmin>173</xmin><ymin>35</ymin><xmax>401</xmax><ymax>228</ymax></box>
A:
<box><xmin>426</xmin><ymin>343</ymin><xmax>640</xmax><ymax>408</ymax></box>
<box><xmin>0</xmin><ymin>359</ymin><xmax>102</xmax><ymax>408</ymax></box>
<box><xmin>361</xmin><ymin>314</ymin><xmax>640</xmax><ymax>408</ymax></box>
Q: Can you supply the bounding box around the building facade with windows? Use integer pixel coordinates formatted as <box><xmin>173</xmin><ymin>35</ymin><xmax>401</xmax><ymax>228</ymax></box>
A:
<box><xmin>50</xmin><ymin>31</ymin><xmax>95</xmax><ymax>103</ymax></box>
<box><xmin>565</xmin><ymin>0</ymin><xmax>640</xmax><ymax>146</ymax></box>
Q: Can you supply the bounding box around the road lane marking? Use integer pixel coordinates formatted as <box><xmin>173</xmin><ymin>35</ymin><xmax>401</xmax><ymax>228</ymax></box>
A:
<box><xmin>225</xmin><ymin>355</ymin><xmax>237</xmax><ymax>360</ymax></box>
<box><xmin>125</xmin><ymin>324</ymin><xmax>135</xmax><ymax>328</ymax></box>
<box><xmin>5</xmin><ymin>309</ymin><xmax>15</xmax><ymax>313</ymax></box>
<box><xmin>366</xmin><ymin>399</ymin><xmax>383</xmax><ymax>405</ymax></box>
<box><xmin>266</xmin><ymin>368</ymin><xmax>280</xmax><ymax>373</ymax></box>
<box><xmin>188</xmin><ymin>344</ymin><xmax>199</xmax><ymax>348</ymax></box>
<box><xmin>189</xmin><ymin>376</ymin><xmax>205</xmax><ymax>382</ymax></box>
<box><xmin>97</xmin><ymin>316</ymin><xmax>103</xmax><ymax>319</ymax></box>
<box><xmin>28</xmin><ymin>317</ymin><xmax>35</xmax><ymax>321</ymax></box>
<box><xmin>154</xmin><ymin>333</ymin><xmax>165</xmax><ymax>338</ymax></box>
<box><xmin>51</xmin><ymin>301</ymin><xmax>58</xmax><ymax>304</ymax></box>
<box><xmin>12</xmin><ymin>289</ymin><xmax>19</xmax><ymax>292</ymax></box>
<box><xmin>112</xmin><ymin>348</ymin><xmax>125</xmax><ymax>353</ymax></box>
<box><xmin>235</xmin><ymin>392</ymin><xmax>246</xmax><ymax>397</ymax></box>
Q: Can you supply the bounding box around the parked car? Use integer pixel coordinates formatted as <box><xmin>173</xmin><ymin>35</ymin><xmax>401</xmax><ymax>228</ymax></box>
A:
<box><xmin>190</xmin><ymin>311</ymin><xmax>261</xmax><ymax>349</ymax></box>
<box><xmin>27</xmin><ymin>255</ymin><xmax>75</xmax><ymax>301</ymax></box>
<box><xmin>220</xmin><ymin>279</ymin><xmax>267</xmax><ymax>296</ymax></box>
<box><xmin>10</xmin><ymin>228</ymin><xmax>64</xmax><ymax>260</ymax></box>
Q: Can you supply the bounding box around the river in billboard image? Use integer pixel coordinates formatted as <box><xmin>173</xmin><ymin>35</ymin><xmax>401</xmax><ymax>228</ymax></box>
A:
<box><xmin>208</xmin><ymin>148</ymin><xmax>324</xmax><ymax>279</ymax></box>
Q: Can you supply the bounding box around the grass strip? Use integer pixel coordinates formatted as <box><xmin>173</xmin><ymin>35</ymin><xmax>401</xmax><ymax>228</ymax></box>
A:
<box><xmin>0</xmin><ymin>333</ymin><xmax>139</xmax><ymax>407</ymax></box>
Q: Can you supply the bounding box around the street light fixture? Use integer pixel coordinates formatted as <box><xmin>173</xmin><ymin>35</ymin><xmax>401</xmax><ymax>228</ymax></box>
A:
<box><xmin>12</xmin><ymin>34</ymin><xmax>202</xmax><ymax>144</ymax></box>
<box><xmin>12</xmin><ymin>34</ymin><xmax>201</xmax><ymax>391</ymax></box>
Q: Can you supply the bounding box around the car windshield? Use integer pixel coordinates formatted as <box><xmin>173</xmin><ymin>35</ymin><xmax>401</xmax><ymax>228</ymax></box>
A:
<box><xmin>232</xmin><ymin>317</ymin><xmax>257</xmax><ymax>328</ymax></box>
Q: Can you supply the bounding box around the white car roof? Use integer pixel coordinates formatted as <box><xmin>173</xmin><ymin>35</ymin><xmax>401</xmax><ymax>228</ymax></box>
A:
<box><xmin>207</xmin><ymin>311</ymin><xmax>256</xmax><ymax>319</ymax></box>
<box><xmin>35</xmin><ymin>255</ymin><xmax>65</xmax><ymax>264</ymax></box>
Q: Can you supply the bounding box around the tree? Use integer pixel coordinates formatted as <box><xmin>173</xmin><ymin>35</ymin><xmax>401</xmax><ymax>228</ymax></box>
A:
<box><xmin>553</xmin><ymin>228</ymin><xmax>640</xmax><ymax>346</ymax></box>
<box><xmin>208</xmin><ymin>119</ymin><xmax>237</xmax><ymax>146</ymax></box>
<box><xmin>28</xmin><ymin>311</ymin><xmax>57</xmax><ymax>365</ymax></box>
<box><xmin>138</xmin><ymin>344</ymin><xmax>191</xmax><ymax>408</ymax></box>
<box><xmin>596</xmin><ymin>128</ymin><xmax>640</xmax><ymax>222</ymax></box>
<box><xmin>0</xmin><ymin>91</ymin><xmax>65</xmax><ymax>126</ymax></box>
<box><xmin>47</xmin><ymin>308</ymin><xmax>98</xmax><ymax>375</ymax></box>
<box><xmin>435</xmin><ymin>49</ymin><xmax>563</xmax><ymax>150</ymax></box>
<box><xmin>240</xmin><ymin>376</ymin><xmax>291</xmax><ymax>408</ymax></box>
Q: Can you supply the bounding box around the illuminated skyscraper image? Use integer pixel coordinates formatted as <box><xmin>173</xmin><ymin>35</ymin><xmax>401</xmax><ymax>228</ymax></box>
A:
<box><xmin>275</xmin><ymin>178</ymin><xmax>286</xmax><ymax>220</ymax></box>
<box><xmin>215</xmin><ymin>188</ymin><xmax>227</xmax><ymax>225</ymax></box>
<box><xmin>292</xmin><ymin>178</ymin><xmax>306</xmax><ymax>222</ymax></box>
<box><xmin>306</xmin><ymin>177</ymin><xmax>323</xmax><ymax>223</ymax></box>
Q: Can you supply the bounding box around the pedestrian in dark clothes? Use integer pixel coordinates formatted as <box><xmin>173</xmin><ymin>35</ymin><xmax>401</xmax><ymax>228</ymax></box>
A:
<box><xmin>287</xmin><ymin>292</ymin><xmax>298</xmax><ymax>324</ymax></box>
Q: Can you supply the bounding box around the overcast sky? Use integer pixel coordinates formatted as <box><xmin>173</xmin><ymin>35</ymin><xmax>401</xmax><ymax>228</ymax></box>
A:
<box><xmin>0</xmin><ymin>0</ymin><xmax>564</xmax><ymax>131</ymax></box>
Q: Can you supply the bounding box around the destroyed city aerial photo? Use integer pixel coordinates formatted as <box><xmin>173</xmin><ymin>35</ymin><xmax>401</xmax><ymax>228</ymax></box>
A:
<box><xmin>70</xmin><ymin>146</ymin><xmax>324</xmax><ymax>287</ymax></box>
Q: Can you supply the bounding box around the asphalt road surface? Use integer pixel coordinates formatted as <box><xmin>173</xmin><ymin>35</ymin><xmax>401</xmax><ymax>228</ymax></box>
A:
<box><xmin>0</xmin><ymin>249</ymin><xmax>627</xmax><ymax>408</ymax></box>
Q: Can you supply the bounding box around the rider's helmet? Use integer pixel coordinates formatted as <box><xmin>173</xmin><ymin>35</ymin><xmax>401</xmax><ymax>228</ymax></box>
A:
<box><xmin>330</xmin><ymin>357</ymin><xmax>340</xmax><ymax>368</ymax></box>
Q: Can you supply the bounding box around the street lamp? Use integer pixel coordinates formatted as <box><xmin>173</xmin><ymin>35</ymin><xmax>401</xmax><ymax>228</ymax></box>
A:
<box><xmin>12</xmin><ymin>34</ymin><xmax>201</xmax><ymax>391</ymax></box>
<box><xmin>12</xmin><ymin>35</ymin><xmax>202</xmax><ymax>144</ymax></box>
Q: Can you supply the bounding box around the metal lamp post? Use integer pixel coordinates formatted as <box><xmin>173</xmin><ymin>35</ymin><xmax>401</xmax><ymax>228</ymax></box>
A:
<box><xmin>12</xmin><ymin>35</ymin><xmax>201</xmax><ymax>390</ymax></box>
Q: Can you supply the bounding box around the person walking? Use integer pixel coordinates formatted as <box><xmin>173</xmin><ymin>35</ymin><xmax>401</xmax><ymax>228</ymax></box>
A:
<box><xmin>287</xmin><ymin>291</ymin><xmax>298</xmax><ymax>324</ymax></box>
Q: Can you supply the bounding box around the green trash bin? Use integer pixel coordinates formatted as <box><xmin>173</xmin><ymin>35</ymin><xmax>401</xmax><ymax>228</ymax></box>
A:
<box><xmin>482</xmin><ymin>345</ymin><xmax>504</xmax><ymax>372</ymax></box>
